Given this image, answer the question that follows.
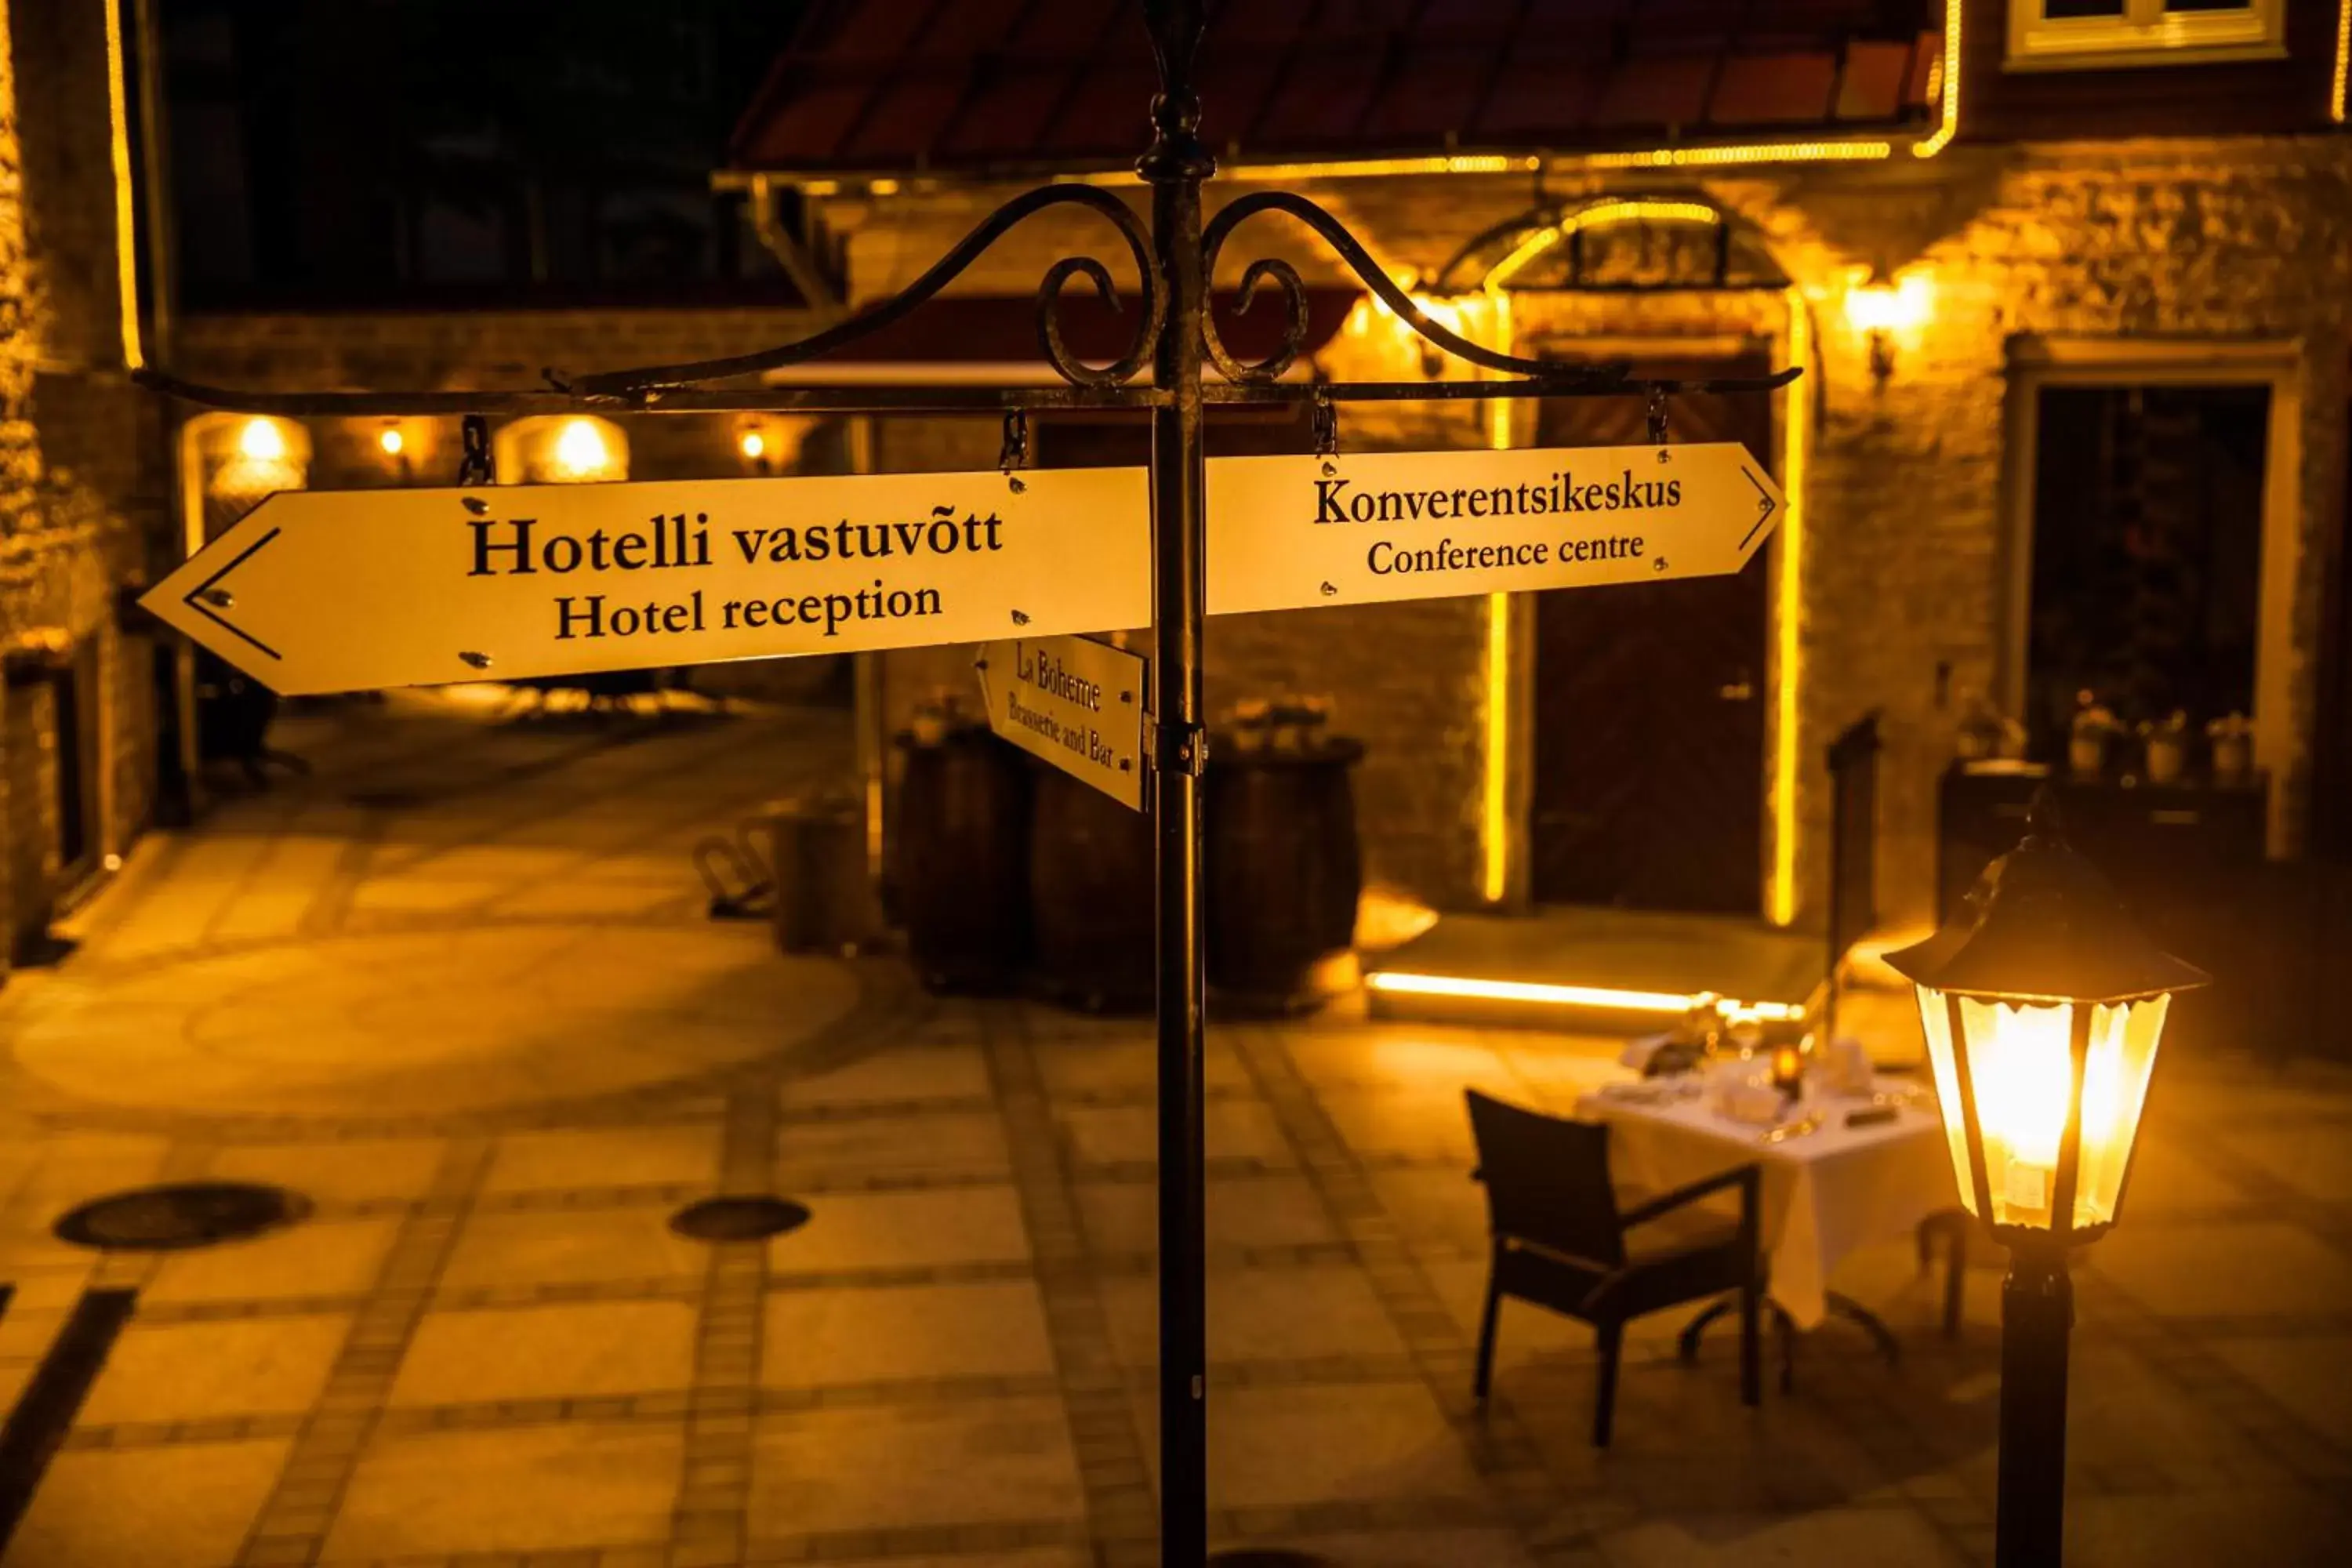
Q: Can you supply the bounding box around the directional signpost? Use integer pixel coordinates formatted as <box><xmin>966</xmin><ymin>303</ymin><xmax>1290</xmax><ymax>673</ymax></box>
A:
<box><xmin>975</xmin><ymin>633</ymin><xmax>1149</xmax><ymax>811</ymax></box>
<box><xmin>133</xmin><ymin>17</ymin><xmax>1811</xmax><ymax>1563</ymax></box>
<box><xmin>147</xmin><ymin>444</ymin><xmax>1779</xmax><ymax>697</ymax></box>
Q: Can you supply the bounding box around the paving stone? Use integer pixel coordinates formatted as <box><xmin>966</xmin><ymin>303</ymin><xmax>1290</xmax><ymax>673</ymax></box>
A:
<box><xmin>78</xmin><ymin>1313</ymin><xmax>350</xmax><ymax>1429</ymax></box>
<box><xmin>324</xmin><ymin>1421</ymin><xmax>684</xmax><ymax>1559</ymax></box>
<box><xmin>761</xmin><ymin>1279</ymin><xmax>1055</xmax><ymax>1388</ymax></box>
<box><xmin>143</xmin><ymin>1218</ymin><xmax>403</xmax><ymax>1305</ymax></box>
<box><xmin>390</xmin><ymin>1298</ymin><xmax>698</xmax><ymax>1408</ymax></box>
<box><xmin>488</xmin><ymin>1125</ymin><xmax>724</xmax><ymax>1195</ymax></box>
<box><xmin>0</xmin><ymin>1439</ymin><xmax>289</xmax><ymax>1568</ymax></box>
<box><xmin>747</xmin><ymin>1397</ymin><xmax>1086</xmax><ymax>1538</ymax></box>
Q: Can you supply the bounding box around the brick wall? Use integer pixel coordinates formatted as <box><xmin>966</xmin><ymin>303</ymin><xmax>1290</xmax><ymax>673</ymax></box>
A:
<box><xmin>151</xmin><ymin>135</ymin><xmax>2352</xmax><ymax>931</ymax></box>
<box><xmin>1</xmin><ymin>0</ymin><xmax>169</xmax><ymax>971</ymax></box>
<box><xmin>821</xmin><ymin>138</ymin><xmax>2352</xmax><ymax>924</ymax></box>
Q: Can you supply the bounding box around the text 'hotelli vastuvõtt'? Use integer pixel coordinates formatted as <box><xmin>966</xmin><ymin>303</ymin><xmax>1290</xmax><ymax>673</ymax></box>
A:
<box><xmin>465</xmin><ymin>504</ymin><xmax>1006</xmax><ymax>642</ymax></box>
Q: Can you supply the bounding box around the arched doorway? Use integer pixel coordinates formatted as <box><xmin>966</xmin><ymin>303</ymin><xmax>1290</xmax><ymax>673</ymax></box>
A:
<box><xmin>1446</xmin><ymin>198</ymin><xmax>1797</xmax><ymax>916</ymax></box>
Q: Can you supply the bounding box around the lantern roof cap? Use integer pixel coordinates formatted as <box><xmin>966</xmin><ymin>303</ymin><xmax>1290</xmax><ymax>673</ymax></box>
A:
<box><xmin>1885</xmin><ymin>793</ymin><xmax>2211</xmax><ymax>1004</ymax></box>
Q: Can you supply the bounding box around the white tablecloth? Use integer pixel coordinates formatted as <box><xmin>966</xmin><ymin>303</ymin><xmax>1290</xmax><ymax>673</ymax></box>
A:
<box><xmin>1573</xmin><ymin>1077</ymin><xmax>1958</xmax><ymax>1330</ymax></box>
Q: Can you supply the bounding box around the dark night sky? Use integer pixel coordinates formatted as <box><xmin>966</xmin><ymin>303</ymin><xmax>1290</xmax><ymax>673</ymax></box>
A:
<box><xmin>162</xmin><ymin>0</ymin><xmax>811</xmax><ymax>306</ymax></box>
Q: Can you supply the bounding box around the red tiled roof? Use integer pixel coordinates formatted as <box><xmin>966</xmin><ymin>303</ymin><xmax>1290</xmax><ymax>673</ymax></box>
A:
<box><xmin>731</xmin><ymin>0</ymin><xmax>1944</xmax><ymax>176</ymax></box>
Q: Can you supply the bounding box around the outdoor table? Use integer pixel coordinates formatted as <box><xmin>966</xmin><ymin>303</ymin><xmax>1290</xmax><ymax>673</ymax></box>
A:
<box><xmin>1573</xmin><ymin>1073</ymin><xmax>1958</xmax><ymax>1332</ymax></box>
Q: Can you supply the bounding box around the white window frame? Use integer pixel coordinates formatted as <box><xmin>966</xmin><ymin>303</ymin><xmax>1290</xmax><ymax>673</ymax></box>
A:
<box><xmin>1999</xmin><ymin>338</ymin><xmax>2305</xmax><ymax>855</ymax></box>
<box><xmin>2005</xmin><ymin>0</ymin><xmax>2288</xmax><ymax>72</ymax></box>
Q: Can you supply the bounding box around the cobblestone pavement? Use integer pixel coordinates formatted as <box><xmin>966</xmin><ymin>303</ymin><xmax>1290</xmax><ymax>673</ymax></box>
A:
<box><xmin>0</xmin><ymin>691</ymin><xmax>2347</xmax><ymax>1566</ymax></box>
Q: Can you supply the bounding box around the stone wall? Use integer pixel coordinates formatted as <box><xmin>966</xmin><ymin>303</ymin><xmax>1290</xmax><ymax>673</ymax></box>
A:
<box><xmin>825</xmin><ymin>136</ymin><xmax>2352</xmax><ymax>924</ymax></box>
<box><xmin>148</xmin><ymin>133</ymin><xmax>2352</xmax><ymax>931</ymax></box>
<box><xmin>169</xmin><ymin>307</ymin><xmax>858</xmax><ymax>710</ymax></box>
<box><xmin>0</xmin><ymin>0</ymin><xmax>170</xmax><ymax>974</ymax></box>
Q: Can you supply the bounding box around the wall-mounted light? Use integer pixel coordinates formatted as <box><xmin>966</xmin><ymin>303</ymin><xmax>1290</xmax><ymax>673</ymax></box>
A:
<box><xmin>1337</xmin><ymin>269</ymin><xmax>1501</xmax><ymax>382</ymax></box>
<box><xmin>1843</xmin><ymin>270</ymin><xmax>1934</xmax><ymax>386</ymax></box>
<box><xmin>208</xmin><ymin>416</ymin><xmax>309</xmax><ymax>513</ymax></box>
<box><xmin>376</xmin><ymin>421</ymin><xmax>416</xmax><ymax>484</ymax></box>
<box><xmin>735</xmin><ymin>420</ymin><xmax>813</xmax><ymax>476</ymax></box>
<box><xmin>493</xmin><ymin>415</ymin><xmax>628</xmax><ymax>485</ymax></box>
<box><xmin>739</xmin><ymin>426</ymin><xmax>773</xmax><ymax>476</ymax></box>
<box><xmin>238</xmin><ymin>417</ymin><xmax>289</xmax><ymax>463</ymax></box>
<box><xmin>552</xmin><ymin>419</ymin><xmax>610</xmax><ymax>479</ymax></box>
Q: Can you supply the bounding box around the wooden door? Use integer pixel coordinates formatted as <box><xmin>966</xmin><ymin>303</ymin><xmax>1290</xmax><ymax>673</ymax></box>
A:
<box><xmin>1530</xmin><ymin>359</ymin><xmax>1772</xmax><ymax>913</ymax></box>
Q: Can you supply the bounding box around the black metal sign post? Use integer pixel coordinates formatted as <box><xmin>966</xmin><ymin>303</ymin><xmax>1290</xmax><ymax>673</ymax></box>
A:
<box><xmin>1140</xmin><ymin>16</ymin><xmax>1216</xmax><ymax>1559</ymax></box>
<box><xmin>139</xmin><ymin>3</ymin><xmax>1795</xmax><ymax>1559</ymax></box>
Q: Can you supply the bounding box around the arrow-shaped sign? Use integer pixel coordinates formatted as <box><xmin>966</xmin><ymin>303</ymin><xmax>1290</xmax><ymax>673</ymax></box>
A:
<box><xmin>146</xmin><ymin>444</ymin><xmax>1782</xmax><ymax>695</ymax></box>
<box><xmin>1205</xmin><ymin>441</ymin><xmax>1784</xmax><ymax>615</ymax></box>
<box><xmin>975</xmin><ymin>633</ymin><xmax>1148</xmax><ymax>811</ymax></box>
<box><xmin>143</xmin><ymin>470</ymin><xmax>1149</xmax><ymax>695</ymax></box>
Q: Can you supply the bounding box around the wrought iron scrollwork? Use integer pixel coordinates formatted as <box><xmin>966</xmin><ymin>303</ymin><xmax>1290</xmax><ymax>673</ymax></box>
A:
<box><xmin>1198</xmin><ymin>191</ymin><xmax>1635</xmax><ymax>390</ymax></box>
<box><xmin>568</xmin><ymin>183</ymin><xmax>1164</xmax><ymax>399</ymax></box>
<box><xmin>1199</xmin><ymin>257</ymin><xmax>1312</xmax><ymax>384</ymax></box>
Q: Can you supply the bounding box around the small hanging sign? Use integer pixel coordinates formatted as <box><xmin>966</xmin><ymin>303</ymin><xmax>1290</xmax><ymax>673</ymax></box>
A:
<box><xmin>975</xmin><ymin>633</ymin><xmax>1148</xmax><ymax>811</ymax></box>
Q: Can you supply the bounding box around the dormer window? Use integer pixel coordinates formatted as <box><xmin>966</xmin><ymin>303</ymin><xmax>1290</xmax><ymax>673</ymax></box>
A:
<box><xmin>2007</xmin><ymin>0</ymin><xmax>2288</xmax><ymax>71</ymax></box>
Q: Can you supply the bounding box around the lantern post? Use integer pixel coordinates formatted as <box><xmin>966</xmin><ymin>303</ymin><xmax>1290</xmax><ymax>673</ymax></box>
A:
<box><xmin>1886</xmin><ymin>793</ymin><xmax>2208</xmax><ymax>1568</ymax></box>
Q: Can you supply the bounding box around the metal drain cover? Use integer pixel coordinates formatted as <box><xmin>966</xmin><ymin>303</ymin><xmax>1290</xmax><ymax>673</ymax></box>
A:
<box><xmin>54</xmin><ymin>1182</ymin><xmax>311</xmax><ymax>1251</ymax></box>
<box><xmin>670</xmin><ymin>1196</ymin><xmax>811</xmax><ymax>1242</ymax></box>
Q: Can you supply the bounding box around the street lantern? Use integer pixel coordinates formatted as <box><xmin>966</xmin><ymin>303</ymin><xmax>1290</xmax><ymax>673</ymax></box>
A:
<box><xmin>1886</xmin><ymin>791</ymin><xmax>2207</xmax><ymax>1568</ymax></box>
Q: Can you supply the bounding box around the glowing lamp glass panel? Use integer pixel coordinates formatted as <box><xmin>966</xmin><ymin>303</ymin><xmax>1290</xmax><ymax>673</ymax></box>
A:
<box><xmin>1913</xmin><ymin>985</ymin><xmax>2169</xmax><ymax>1232</ymax></box>
<box><xmin>739</xmin><ymin>430</ymin><xmax>766</xmax><ymax>460</ymax></box>
<box><xmin>379</xmin><ymin>427</ymin><xmax>405</xmax><ymax>456</ymax></box>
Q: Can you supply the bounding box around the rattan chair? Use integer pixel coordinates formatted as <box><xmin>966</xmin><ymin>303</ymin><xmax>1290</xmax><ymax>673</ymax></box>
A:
<box><xmin>1466</xmin><ymin>1089</ymin><xmax>1764</xmax><ymax>1446</ymax></box>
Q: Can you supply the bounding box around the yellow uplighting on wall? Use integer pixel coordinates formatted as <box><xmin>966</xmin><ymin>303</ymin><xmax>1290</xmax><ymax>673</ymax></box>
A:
<box><xmin>1223</xmin><ymin>140</ymin><xmax>1899</xmax><ymax>183</ymax></box>
<box><xmin>1581</xmin><ymin>140</ymin><xmax>1893</xmax><ymax>172</ymax></box>
<box><xmin>1365</xmin><ymin>971</ymin><xmax>1805</xmax><ymax>1023</ymax></box>
<box><xmin>1914</xmin><ymin>0</ymin><xmax>1965</xmax><ymax>157</ymax></box>
<box><xmin>103</xmin><ymin>0</ymin><xmax>143</xmax><ymax>370</ymax></box>
<box><xmin>2334</xmin><ymin>0</ymin><xmax>2350</xmax><ymax>122</ymax></box>
<box><xmin>1483</xmin><ymin>198</ymin><xmax>1724</xmax><ymax>295</ymax></box>
<box><xmin>1226</xmin><ymin>153</ymin><xmax>1537</xmax><ymax>183</ymax></box>
<box><xmin>1769</xmin><ymin>289</ymin><xmax>1813</xmax><ymax>929</ymax></box>
<box><xmin>1480</xmin><ymin>291</ymin><xmax>1515</xmax><ymax>906</ymax></box>
<box><xmin>1482</xmin><ymin>595</ymin><xmax>1510</xmax><ymax>903</ymax></box>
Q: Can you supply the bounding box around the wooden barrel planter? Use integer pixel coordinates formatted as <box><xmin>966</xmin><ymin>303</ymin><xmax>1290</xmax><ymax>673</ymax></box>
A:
<box><xmin>893</xmin><ymin>728</ymin><xmax>1031</xmax><ymax>993</ymax></box>
<box><xmin>1028</xmin><ymin>759</ymin><xmax>1156</xmax><ymax>1013</ymax></box>
<box><xmin>1206</xmin><ymin>734</ymin><xmax>1364</xmax><ymax>1015</ymax></box>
